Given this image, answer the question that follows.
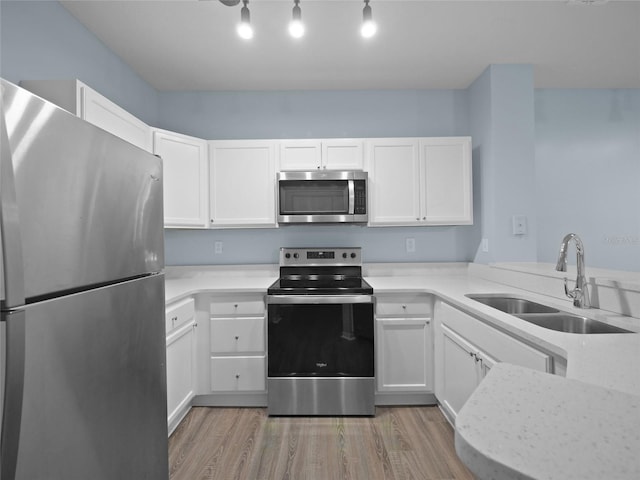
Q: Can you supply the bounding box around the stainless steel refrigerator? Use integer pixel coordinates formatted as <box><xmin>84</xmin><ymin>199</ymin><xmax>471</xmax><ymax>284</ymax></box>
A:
<box><xmin>0</xmin><ymin>79</ymin><xmax>168</xmax><ymax>479</ymax></box>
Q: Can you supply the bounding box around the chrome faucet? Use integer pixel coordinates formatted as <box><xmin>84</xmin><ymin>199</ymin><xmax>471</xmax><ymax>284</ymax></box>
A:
<box><xmin>555</xmin><ymin>233</ymin><xmax>590</xmax><ymax>308</ymax></box>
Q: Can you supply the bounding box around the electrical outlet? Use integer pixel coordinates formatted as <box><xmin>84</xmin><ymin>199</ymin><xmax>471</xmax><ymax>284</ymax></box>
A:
<box><xmin>214</xmin><ymin>241</ymin><xmax>223</xmax><ymax>254</ymax></box>
<box><xmin>512</xmin><ymin>215</ymin><xmax>527</xmax><ymax>235</ymax></box>
<box><xmin>481</xmin><ymin>238</ymin><xmax>489</xmax><ymax>252</ymax></box>
<box><xmin>406</xmin><ymin>238</ymin><xmax>415</xmax><ymax>253</ymax></box>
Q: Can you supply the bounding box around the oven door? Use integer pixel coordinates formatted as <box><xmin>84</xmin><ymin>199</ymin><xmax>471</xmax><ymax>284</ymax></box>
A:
<box><xmin>266</xmin><ymin>294</ymin><xmax>375</xmax><ymax>415</ymax></box>
<box><xmin>267</xmin><ymin>295</ymin><xmax>374</xmax><ymax>377</ymax></box>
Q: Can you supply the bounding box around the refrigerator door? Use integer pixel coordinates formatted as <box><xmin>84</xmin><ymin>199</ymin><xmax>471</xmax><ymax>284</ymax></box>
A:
<box><xmin>1</xmin><ymin>274</ymin><xmax>168</xmax><ymax>480</ymax></box>
<box><xmin>1</xmin><ymin>80</ymin><xmax>164</xmax><ymax>306</ymax></box>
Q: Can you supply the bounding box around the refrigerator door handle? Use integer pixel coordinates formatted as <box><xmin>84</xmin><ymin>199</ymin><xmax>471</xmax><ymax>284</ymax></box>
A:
<box><xmin>0</xmin><ymin>310</ymin><xmax>26</xmax><ymax>480</ymax></box>
<box><xmin>0</xmin><ymin>84</ymin><xmax>26</xmax><ymax>309</ymax></box>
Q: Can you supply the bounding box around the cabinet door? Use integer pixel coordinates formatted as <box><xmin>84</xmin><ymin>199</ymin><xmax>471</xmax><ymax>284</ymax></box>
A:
<box><xmin>81</xmin><ymin>85</ymin><xmax>152</xmax><ymax>152</ymax></box>
<box><xmin>322</xmin><ymin>139</ymin><xmax>364</xmax><ymax>170</ymax></box>
<box><xmin>166</xmin><ymin>321</ymin><xmax>197</xmax><ymax>429</ymax></box>
<box><xmin>376</xmin><ymin>318</ymin><xmax>433</xmax><ymax>392</ymax></box>
<box><xmin>366</xmin><ymin>138</ymin><xmax>421</xmax><ymax>225</ymax></box>
<box><xmin>153</xmin><ymin>129</ymin><xmax>208</xmax><ymax>228</ymax></box>
<box><xmin>279</xmin><ymin>140</ymin><xmax>322</xmax><ymax>170</ymax></box>
<box><xmin>420</xmin><ymin>137</ymin><xmax>472</xmax><ymax>225</ymax></box>
<box><xmin>440</xmin><ymin>324</ymin><xmax>480</xmax><ymax>420</ymax></box>
<box><xmin>209</xmin><ymin>140</ymin><xmax>276</xmax><ymax>227</ymax></box>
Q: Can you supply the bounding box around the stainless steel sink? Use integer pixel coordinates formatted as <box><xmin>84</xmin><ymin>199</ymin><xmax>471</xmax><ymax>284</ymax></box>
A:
<box><xmin>465</xmin><ymin>294</ymin><xmax>560</xmax><ymax>314</ymax></box>
<box><xmin>513</xmin><ymin>313</ymin><xmax>632</xmax><ymax>334</ymax></box>
<box><xmin>466</xmin><ymin>294</ymin><xmax>633</xmax><ymax>334</ymax></box>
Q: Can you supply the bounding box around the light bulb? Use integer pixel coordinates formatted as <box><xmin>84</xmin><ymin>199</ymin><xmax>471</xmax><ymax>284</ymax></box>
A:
<box><xmin>289</xmin><ymin>19</ymin><xmax>305</xmax><ymax>38</ymax></box>
<box><xmin>361</xmin><ymin>20</ymin><xmax>377</xmax><ymax>38</ymax></box>
<box><xmin>237</xmin><ymin>2</ymin><xmax>253</xmax><ymax>40</ymax></box>
<box><xmin>289</xmin><ymin>1</ymin><xmax>304</xmax><ymax>38</ymax></box>
<box><xmin>361</xmin><ymin>1</ymin><xmax>377</xmax><ymax>38</ymax></box>
<box><xmin>237</xmin><ymin>22</ymin><xmax>253</xmax><ymax>39</ymax></box>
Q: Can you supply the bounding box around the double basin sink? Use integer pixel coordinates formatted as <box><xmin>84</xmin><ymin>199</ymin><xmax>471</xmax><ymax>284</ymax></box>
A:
<box><xmin>466</xmin><ymin>294</ymin><xmax>633</xmax><ymax>334</ymax></box>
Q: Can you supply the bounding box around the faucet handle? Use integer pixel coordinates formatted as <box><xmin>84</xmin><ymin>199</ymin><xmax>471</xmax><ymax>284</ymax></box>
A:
<box><xmin>563</xmin><ymin>277</ymin><xmax>577</xmax><ymax>299</ymax></box>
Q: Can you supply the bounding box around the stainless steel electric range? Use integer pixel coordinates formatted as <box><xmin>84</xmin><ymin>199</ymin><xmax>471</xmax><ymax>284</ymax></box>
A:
<box><xmin>266</xmin><ymin>247</ymin><xmax>375</xmax><ymax>416</ymax></box>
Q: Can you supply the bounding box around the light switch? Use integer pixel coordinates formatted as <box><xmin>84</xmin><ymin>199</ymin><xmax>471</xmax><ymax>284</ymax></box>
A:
<box><xmin>512</xmin><ymin>215</ymin><xmax>527</xmax><ymax>235</ymax></box>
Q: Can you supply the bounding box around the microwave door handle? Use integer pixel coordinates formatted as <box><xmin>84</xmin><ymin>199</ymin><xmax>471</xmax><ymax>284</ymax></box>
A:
<box><xmin>348</xmin><ymin>180</ymin><xmax>355</xmax><ymax>215</ymax></box>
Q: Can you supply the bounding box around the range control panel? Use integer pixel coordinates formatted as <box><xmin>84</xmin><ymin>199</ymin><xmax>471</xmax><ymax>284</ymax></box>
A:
<box><xmin>279</xmin><ymin>247</ymin><xmax>362</xmax><ymax>266</ymax></box>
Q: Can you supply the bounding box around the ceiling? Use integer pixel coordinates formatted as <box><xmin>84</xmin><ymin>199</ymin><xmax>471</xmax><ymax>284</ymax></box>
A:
<box><xmin>59</xmin><ymin>0</ymin><xmax>640</xmax><ymax>91</ymax></box>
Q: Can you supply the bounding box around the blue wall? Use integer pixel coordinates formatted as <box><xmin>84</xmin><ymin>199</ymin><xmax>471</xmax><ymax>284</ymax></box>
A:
<box><xmin>2</xmin><ymin>1</ymin><xmax>638</xmax><ymax>270</ymax></box>
<box><xmin>0</xmin><ymin>0</ymin><xmax>158</xmax><ymax>125</ymax></box>
<box><xmin>158</xmin><ymin>88</ymin><xmax>479</xmax><ymax>266</ymax></box>
<box><xmin>535</xmin><ymin>89</ymin><xmax>640</xmax><ymax>271</ymax></box>
<box><xmin>468</xmin><ymin>65</ymin><xmax>537</xmax><ymax>264</ymax></box>
<box><xmin>157</xmin><ymin>89</ymin><xmax>469</xmax><ymax>140</ymax></box>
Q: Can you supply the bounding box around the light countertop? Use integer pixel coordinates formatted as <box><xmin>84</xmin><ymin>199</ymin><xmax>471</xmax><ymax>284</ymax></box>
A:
<box><xmin>455</xmin><ymin>363</ymin><xmax>640</xmax><ymax>480</ymax></box>
<box><xmin>164</xmin><ymin>264</ymin><xmax>640</xmax><ymax>480</ymax></box>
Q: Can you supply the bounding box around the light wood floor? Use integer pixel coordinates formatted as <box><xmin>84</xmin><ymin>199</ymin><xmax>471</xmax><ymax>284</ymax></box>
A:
<box><xmin>168</xmin><ymin>406</ymin><xmax>474</xmax><ymax>480</ymax></box>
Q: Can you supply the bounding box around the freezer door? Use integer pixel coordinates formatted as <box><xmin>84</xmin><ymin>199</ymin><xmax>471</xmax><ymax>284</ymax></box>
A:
<box><xmin>1</xmin><ymin>274</ymin><xmax>168</xmax><ymax>480</ymax></box>
<box><xmin>1</xmin><ymin>80</ymin><xmax>163</xmax><ymax>305</ymax></box>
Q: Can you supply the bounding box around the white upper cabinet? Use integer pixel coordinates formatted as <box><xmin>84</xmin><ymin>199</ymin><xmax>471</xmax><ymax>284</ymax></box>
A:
<box><xmin>20</xmin><ymin>79</ymin><xmax>152</xmax><ymax>152</ymax></box>
<box><xmin>153</xmin><ymin>129</ymin><xmax>209</xmax><ymax>228</ymax></box>
<box><xmin>209</xmin><ymin>140</ymin><xmax>277</xmax><ymax>228</ymax></box>
<box><xmin>366</xmin><ymin>136</ymin><xmax>473</xmax><ymax>226</ymax></box>
<box><xmin>420</xmin><ymin>137</ymin><xmax>473</xmax><ymax>225</ymax></box>
<box><xmin>279</xmin><ymin>139</ymin><xmax>364</xmax><ymax>171</ymax></box>
<box><xmin>366</xmin><ymin>138</ymin><xmax>422</xmax><ymax>225</ymax></box>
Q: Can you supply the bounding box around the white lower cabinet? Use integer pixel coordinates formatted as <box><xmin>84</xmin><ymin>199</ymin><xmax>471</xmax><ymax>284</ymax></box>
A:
<box><xmin>375</xmin><ymin>293</ymin><xmax>435</xmax><ymax>404</ymax></box>
<box><xmin>207</xmin><ymin>294</ymin><xmax>267</xmax><ymax>398</ymax></box>
<box><xmin>440</xmin><ymin>324</ymin><xmax>496</xmax><ymax>419</ymax></box>
<box><xmin>165</xmin><ymin>297</ymin><xmax>197</xmax><ymax>434</ymax></box>
<box><xmin>434</xmin><ymin>300</ymin><xmax>551</xmax><ymax>424</ymax></box>
<box><xmin>210</xmin><ymin>356</ymin><xmax>266</xmax><ymax>392</ymax></box>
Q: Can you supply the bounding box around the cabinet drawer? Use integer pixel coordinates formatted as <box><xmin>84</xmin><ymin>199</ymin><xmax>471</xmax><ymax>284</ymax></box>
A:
<box><xmin>209</xmin><ymin>294</ymin><xmax>265</xmax><ymax>317</ymax></box>
<box><xmin>210</xmin><ymin>356</ymin><xmax>266</xmax><ymax>392</ymax></box>
<box><xmin>376</xmin><ymin>294</ymin><xmax>432</xmax><ymax>317</ymax></box>
<box><xmin>210</xmin><ymin>317</ymin><xmax>265</xmax><ymax>353</ymax></box>
<box><xmin>165</xmin><ymin>297</ymin><xmax>195</xmax><ymax>333</ymax></box>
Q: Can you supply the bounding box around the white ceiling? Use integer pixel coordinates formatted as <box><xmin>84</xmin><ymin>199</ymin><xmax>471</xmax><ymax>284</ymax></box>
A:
<box><xmin>60</xmin><ymin>0</ymin><xmax>640</xmax><ymax>91</ymax></box>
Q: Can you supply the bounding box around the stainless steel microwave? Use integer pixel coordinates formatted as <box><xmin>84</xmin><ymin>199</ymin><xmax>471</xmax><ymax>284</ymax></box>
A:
<box><xmin>277</xmin><ymin>171</ymin><xmax>368</xmax><ymax>224</ymax></box>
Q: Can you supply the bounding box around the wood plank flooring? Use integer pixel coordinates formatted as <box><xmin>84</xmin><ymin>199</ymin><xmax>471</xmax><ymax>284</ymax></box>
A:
<box><xmin>168</xmin><ymin>406</ymin><xmax>474</xmax><ymax>480</ymax></box>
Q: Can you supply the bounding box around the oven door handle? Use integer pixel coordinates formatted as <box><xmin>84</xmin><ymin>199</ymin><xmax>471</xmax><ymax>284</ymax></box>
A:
<box><xmin>267</xmin><ymin>295</ymin><xmax>374</xmax><ymax>305</ymax></box>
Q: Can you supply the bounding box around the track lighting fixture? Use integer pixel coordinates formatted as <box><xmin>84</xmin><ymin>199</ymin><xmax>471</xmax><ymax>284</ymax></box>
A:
<box><xmin>361</xmin><ymin>0</ymin><xmax>377</xmax><ymax>38</ymax></box>
<box><xmin>215</xmin><ymin>0</ymin><xmax>379</xmax><ymax>41</ymax></box>
<box><xmin>289</xmin><ymin>0</ymin><xmax>305</xmax><ymax>39</ymax></box>
<box><xmin>237</xmin><ymin>0</ymin><xmax>253</xmax><ymax>40</ymax></box>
